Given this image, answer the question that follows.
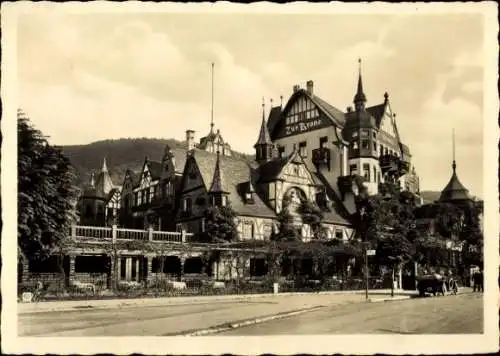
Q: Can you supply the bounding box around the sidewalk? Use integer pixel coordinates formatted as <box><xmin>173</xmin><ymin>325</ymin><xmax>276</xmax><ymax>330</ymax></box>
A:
<box><xmin>18</xmin><ymin>289</ymin><xmax>417</xmax><ymax>315</ymax></box>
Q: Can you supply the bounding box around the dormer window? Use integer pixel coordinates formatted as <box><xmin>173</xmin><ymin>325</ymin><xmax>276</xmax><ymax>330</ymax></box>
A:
<box><xmin>299</xmin><ymin>141</ymin><xmax>307</xmax><ymax>157</ymax></box>
<box><xmin>278</xmin><ymin>146</ymin><xmax>285</xmax><ymax>158</ymax></box>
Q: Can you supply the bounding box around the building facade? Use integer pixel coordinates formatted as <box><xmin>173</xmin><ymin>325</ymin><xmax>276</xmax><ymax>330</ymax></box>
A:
<box><xmin>72</xmin><ymin>63</ymin><xmax>425</xmax><ymax>285</ymax></box>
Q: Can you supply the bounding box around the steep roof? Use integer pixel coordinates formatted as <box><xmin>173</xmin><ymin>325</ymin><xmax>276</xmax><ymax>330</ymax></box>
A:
<box><xmin>208</xmin><ymin>152</ymin><xmax>226</xmax><ymax>194</ymax></box>
<box><xmin>94</xmin><ymin>159</ymin><xmax>115</xmax><ymax>198</ymax></box>
<box><xmin>167</xmin><ymin>147</ymin><xmax>189</xmax><ymax>175</ymax></box>
<box><xmin>256</xmin><ymin>156</ymin><xmax>290</xmax><ymax>183</ymax></box>
<box><xmin>366</xmin><ymin>103</ymin><xmax>386</xmax><ymax>127</ymax></box>
<box><xmin>439</xmin><ymin>163</ymin><xmax>471</xmax><ymax>202</ymax></box>
<box><xmin>267</xmin><ymin>90</ymin><xmax>346</xmax><ymax>137</ymax></box>
<box><xmin>146</xmin><ymin>160</ymin><xmax>162</xmax><ymax>180</ymax></box>
<box><xmin>191</xmin><ymin>150</ymin><xmax>276</xmax><ymax>218</ymax></box>
<box><xmin>266</xmin><ymin>106</ymin><xmax>282</xmax><ymax>136</ymax></box>
<box><xmin>255</xmin><ymin>111</ymin><xmax>272</xmax><ymax>147</ymax></box>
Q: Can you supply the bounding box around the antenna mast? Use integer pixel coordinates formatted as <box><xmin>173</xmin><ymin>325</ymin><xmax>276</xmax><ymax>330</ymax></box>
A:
<box><xmin>211</xmin><ymin>62</ymin><xmax>215</xmax><ymax>132</ymax></box>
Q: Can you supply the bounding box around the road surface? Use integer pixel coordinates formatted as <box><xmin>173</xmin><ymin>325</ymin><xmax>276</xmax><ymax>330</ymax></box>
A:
<box><xmin>218</xmin><ymin>293</ymin><xmax>483</xmax><ymax>335</ymax></box>
<box><xmin>18</xmin><ymin>292</ymin><xmax>482</xmax><ymax>336</ymax></box>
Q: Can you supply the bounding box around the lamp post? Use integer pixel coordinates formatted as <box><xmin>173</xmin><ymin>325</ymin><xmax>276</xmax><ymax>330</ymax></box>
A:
<box><xmin>364</xmin><ymin>242</ymin><xmax>369</xmax><ymax>300</ymax></box>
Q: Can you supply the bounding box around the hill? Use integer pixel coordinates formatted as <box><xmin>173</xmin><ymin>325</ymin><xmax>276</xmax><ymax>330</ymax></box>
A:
<box><xmin>62</xmin><ymin>138</ymin><xmax>254</xmax><ymax>188</ymax></box>
<box><xmin>419</xmin><ymin>191</ymin><xmax>442</xmax><ymax>204</ymax></box>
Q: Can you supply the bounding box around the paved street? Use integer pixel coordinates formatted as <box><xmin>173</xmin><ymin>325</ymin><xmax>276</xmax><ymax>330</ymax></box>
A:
<box><xmin>218</xmin><ymin>293</ymin><xmax>483</xmax><ymax>335</ymax></box>
<box><xmin>18</xmin><ymin>292</ymin><xmax>482</xmax><ymax>336</ymax></box>
<box><xmin>18</xmin><ymin>293</ymin><xmax>366</xmax><ymax>336</ymax></box>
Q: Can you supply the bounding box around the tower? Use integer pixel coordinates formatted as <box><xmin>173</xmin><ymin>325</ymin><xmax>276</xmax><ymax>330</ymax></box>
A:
<box><xmin>208</xmin><ymin>151</ymin><xmax>230</xmax><ymax>207</ymax></box>
<box><xmin>439</xmin><ymin>129</ymin><xmax>471</xmax><ymax>204</ymax></box>
<box><xmin>345</xmin><ymin>59</ymin><xmax>379</xmax><ymax>195</ymax></box>
<box><xmin>254</xmin><ymin>98</ymin><xmax>274</xmax><ymax>164</ymax></box>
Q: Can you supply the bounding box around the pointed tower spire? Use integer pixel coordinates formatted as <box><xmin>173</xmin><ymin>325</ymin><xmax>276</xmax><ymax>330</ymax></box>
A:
<box><xmin>254</xmin><ymin>97</ymin><xmax>273</xmax><ymax>164</ymax></box>
<box><xmin>354</xmin><ymin>58</ymin><xmax>367</xmax><ymax>111</ymax></box>
<box><xmin>101</xmin><ymin>157</ymin><xmax>108</xmax><ymax>172</ymax></box>
<box><xmin>210</xmin><ymin>62</ymin><xmax>215</xmax><ymax>133</ymax></box>
<box><xmin>452</xmin><ymin>128</ymin><xmax>456</xmax><ymax>173</ymax></box>
<box><xmin>439</xmin><ymin>128</ymin><xmax>471</xmax><ymax>203</ymax></box>
<box><xmin>208</xmin><ymin>151</ymin><xmax>229</xmax><ymax>206</ymax></box>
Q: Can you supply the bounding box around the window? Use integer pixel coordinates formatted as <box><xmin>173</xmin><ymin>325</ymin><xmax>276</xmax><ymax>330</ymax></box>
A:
<box><xmin>361</xmin><ymin>130</ymin><xmax>369</xmax><ymax>137</ymax></box>
<box><xmin>176</xmin><ymin>224</ymin><xmax>183</xmax><ymax>232</ymax></box>
<box><xmin>373</xmin><ymin>141</ymin><xmax>377</xmax><ymax>151</ymax></box>
<box><xmin>183</xmin><ymin>197</ymin><xmax>192</xmax><ymax>215</ymax></box>
<box><xmin>363</xmin><ymin>164</ymin><xmax>370</xmax><ymax>181</ymax></box>
<box><xmin>319</xmin><ymin>136</ymin><xmax>328</xmax><ymax>148</ymax></box>
<box><xmin>372</xmin><ymin>132</ymin><xmax>376</xmax><ymax>139</ymax></box>
<box><xmin>335</xmin><ymin>230</ymin><xmax>343</xmax><ymax>239</ymax></box>
<box><xmin>352</xmin><ymin>141</ymin><xmax>359</xmax><ymax>150</ymax></box>
<box><xmin>137</xmin><ymin>191</ymin><xmax>142</xmax><ymax>206</ymax></box>
<box><xmin>243</xmin><ymin>222</ymin><xmax>254</xmax><ymax>239</ymax></box>
<box><xmin>361</xmin><ymin>140</ymin><xmax>369</xmax><ymax>149</ymax></box>
<box><xmin>200</xmin><ymin>218</ymin><xmax>205</xmax><ymax>233</ymax></box>
<box><xmin>350</xmin><ymin>164</ymin><xmax>357</xmax><ymax>175</ymax></box>
<box><xmin>263</xmin><ymin>224</ymin><xmax>273</xmax><ymax>239</ymax></box>
<box><xmin>380</xmin><ymin>144</ymin><xmax>384</xmax><ymax>156</ymax></box>
<box><xmin>299</xmin><ymin>141</ymin><xmax>307</xmax><ymax>157</ymax></box>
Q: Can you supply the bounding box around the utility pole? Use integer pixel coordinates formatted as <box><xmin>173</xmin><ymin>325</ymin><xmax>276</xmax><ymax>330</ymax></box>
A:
<box><xmin>365</xmin><ymin>244</ymin><xmax>369</xmax><ymax>300</ymax></box>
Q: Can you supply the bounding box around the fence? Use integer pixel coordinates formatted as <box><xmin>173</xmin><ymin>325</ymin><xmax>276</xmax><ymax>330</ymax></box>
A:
<box><xmin>19</xmin><ymin>273</ymin><xmax>396</xmax><ymax>302</ymax></box>
<box><xmin>71</xmin><ymin>225</ymin><xmax>193</xmax><ymax>243</ymax></box>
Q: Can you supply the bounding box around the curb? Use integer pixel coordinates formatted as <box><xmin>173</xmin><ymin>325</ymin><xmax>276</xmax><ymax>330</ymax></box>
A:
<box><xmin>368</xmin><ymin>295</ymin><xmax>411</xmax><ymax>303</ymax></box>
<box><xmin>169</xmin><ymin>305</ymin><xmax>327</xmax><ymax>336</ymax></box>
<box><xmin>18</xmin><ymin>289</ymin><xmax>416</xmax><ymax>315</ymax></box>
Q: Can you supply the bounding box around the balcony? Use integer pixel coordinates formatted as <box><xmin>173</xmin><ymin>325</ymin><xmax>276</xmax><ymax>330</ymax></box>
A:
<box><xmin>379</xmin><ymin>154</ymin><xmax>410</xmax><ymax>177</ymax></box>
<box><xmin>312</xmin><ymin>147</ymin><xmax>331</xmax><ymax>169</ymax></box>
<box><xmin>337</xmin><ymin>174</ymin><xmax>366</xmax><ymax>198</ymax></box>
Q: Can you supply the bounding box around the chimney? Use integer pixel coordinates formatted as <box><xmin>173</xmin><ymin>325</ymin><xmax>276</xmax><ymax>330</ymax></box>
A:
<box><xmin>186</xmin><ymin>130</ymin><xmax>196</xmax><ymax>151</ymax></box>
<box><xmin>306</xmin><ymin>80</ymin><xmax>314</xmax><ymax>95</ymax></box>
<box><xmin>293</xmin><ymin>84</ymin><xmax>300</xmax><ymax>93</ymax></box>
<box><xmin>347</xmin><ymin>106</ymin><xmax>353</xmax><ymax>113</ymax></box>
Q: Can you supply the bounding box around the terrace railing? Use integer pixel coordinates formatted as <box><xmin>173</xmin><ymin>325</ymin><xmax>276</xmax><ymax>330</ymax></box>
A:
<box><xmin>70</xmin><ymin>225</ymin><xmax>193</xmax><ymax>244</ymax></box>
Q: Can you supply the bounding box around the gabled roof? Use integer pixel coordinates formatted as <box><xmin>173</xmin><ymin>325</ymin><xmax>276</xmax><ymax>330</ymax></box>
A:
<box><xmin>188</xmin><ymin>150</ymin><xmax>276</xmax><ymax>218</ymax></box>
<box><xmin>123</xmin><ymin>169</ymin><xmax>139</xmax><ymax>186</ymax></box>
<box><xmin>256</xmin><ymin>156</ymin><xmax>290</xmax><ymax>183</ymax></box>
<box><xmin>267</xmin><ymin>89</ymin><xmax>346</xmax><ymax>137</ymax></box>
<box><xmin>366</xmin><ymin>103</ymin><xmax>386</xmax><ymax>127</ymax></box>
<box><xmin>311</xmin><ymin>94</ymin><xmax>346</xmax><ymax>127</ymax></box>
<box><xmin>105</xmin><ymin>187</ymin><xmax>121</xmax><ymax>203</ymax></box>
<box><xmin>167</xmin><ymin>147</ymin><xmax>189</xmax><ymax>175</ymax></box>
<box><xmin>146</xmin><ymin>160</ymin><xmax>162</xmax><ymax>180</ymax></box>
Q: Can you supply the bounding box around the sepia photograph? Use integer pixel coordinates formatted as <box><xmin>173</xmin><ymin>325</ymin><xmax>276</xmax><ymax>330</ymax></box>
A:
<box><xmin>1</xmin><ymin>1</ymin><xmax>498</xmax><ymax>355</ymax></box>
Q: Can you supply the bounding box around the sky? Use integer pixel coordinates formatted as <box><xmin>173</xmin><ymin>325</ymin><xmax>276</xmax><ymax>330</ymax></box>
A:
<box><xmin>17</xmin><ymin>8</ymin><xmax>485</xmax><ymax>198</ymax></box>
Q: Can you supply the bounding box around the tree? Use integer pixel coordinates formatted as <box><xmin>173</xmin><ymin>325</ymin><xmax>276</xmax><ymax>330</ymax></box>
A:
<box><xmin>356</xmin><ymin>185</ymin><xmax>419</xmax><ymax>296</ymax></box>
<box><xmin>18</xmin><ymin>110</ymin><xmax>79</xmax><ymax>275</ymax></box>
<box><xmin>299</xmin><ymin>200</ymin><xmax>328</xmax><ymax>240</ymax></box>
<box><xmin>204</xmin><ymin>204</ymin><xmax>238</xmax><ymax>243</ymax></box>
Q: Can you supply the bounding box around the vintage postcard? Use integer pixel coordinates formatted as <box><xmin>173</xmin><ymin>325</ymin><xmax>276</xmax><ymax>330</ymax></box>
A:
<box><xmin>1</xmin><ymin>1</ymin><xmax>498</xmax><ymax>355</ymax></box>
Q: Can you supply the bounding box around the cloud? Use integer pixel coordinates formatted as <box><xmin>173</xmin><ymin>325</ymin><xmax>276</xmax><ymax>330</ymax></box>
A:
<box><xmin>17</xmin><ymin>11</ymin><xmax>485</xmax><ymax>198</ymax></box>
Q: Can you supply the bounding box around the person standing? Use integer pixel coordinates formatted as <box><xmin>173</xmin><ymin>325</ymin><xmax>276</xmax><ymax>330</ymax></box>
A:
<box><xmin>472</xmin><ymin>270</ymin><xmax>480</xmax><ymax>292</ymax></box>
